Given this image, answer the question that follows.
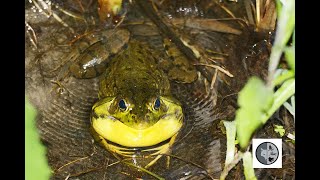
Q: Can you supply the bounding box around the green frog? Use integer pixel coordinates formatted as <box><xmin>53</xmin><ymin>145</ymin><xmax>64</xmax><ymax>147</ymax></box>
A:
<box><xmin>91</xmin><ymin>38</ymin><xmax>184</xmax><ymax>166</ymax></box>
<box><xmin>61</xmin><ymin>28</ymin><xmax>197</xmax><ymax>167</ymax></box>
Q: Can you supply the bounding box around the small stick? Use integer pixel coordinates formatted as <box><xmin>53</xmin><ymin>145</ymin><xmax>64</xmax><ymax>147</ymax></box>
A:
<box><xmin>194</xmin><ymin>63</ymin><xmax>234</xmax><ymax>78</ymax></box>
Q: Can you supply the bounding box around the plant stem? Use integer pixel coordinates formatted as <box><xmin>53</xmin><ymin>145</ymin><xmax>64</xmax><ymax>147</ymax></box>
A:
<box><xmin>262</xmin><ymin>78</ymin><xmax>295</xmax><ymax>123</ymax></box>
<box><xmin>267</xmin><ymin>0</ymin><xmax>295</xmax><ymax>86</ymax></box>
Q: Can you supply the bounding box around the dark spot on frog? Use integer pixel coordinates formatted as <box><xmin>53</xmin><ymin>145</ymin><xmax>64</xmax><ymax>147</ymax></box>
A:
<box><xmin>108</xmin><ymin>53</ymin><xmax>116</xmax><ymax>60</ymax></box>
<box><xmin>98</xmin><ymin>114</ymin><xmax>105</xmax><ymax>119</ymax></box>
<box><xmin>122</xmin><ymin>43</ymin><xmax>129</xmax><ymax>50</ymax></box>
<box><xmin>168</xmin><ymin>56</ymin><xmax>175</xmax><ymax>62</ymax></box>
<box><xmin>142</xmin><ymin>77</ymin><xmax>149</xmax><ymax>81</ymax></box>
<box><xmin>92</xmin><ymin>111</ymin><xmax>99</xmax><ymax>119</ymax></box>
<box><xmin>125</xmin><ymin>67</ymin><xmax>133</xmax><ymax>71</ymax></box>
<box><xmin>136</xmin><ymin>49</ymin><xmax>143</xmax><ymax>55</ymax></box>
<box><xmin>137</xmin><ymin>58</ymin><xmax>143</xmax><ymax>63</ymax></box>
<box><xmin>131</xmin><ymin>114</ymin><xmax>138</xmax><ymax>124</ymax></box>
<box><xmin>163</xmin><ymin>44</ymin><xmax>169</xmax><ymax>51</ymax></box>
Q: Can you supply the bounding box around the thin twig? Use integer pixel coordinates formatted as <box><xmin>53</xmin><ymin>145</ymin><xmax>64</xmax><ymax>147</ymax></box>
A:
<box><xmin>206</xmin><ymin>49</ymin><xmax>229</xmax><ymax>57</ymax></box>
<box><xmin>64</xmin><ymin>174</ymin><xmax>70</xmax><ymax>180</ymax></box>
<box><xmin>67</xmin><ymin>159</ymin><xmax>120</xmax><ymax>178</ymax></box>
<box><xmin>52</xmin><ymin>12</ymin><xmax>75</xmax><ymax>33</ymax></box>
<box><xmin>56</xmin><ymin>156</ymin><xmax>89</xmax><ymax>172</ymax></box>
<box><xmin>123</xmin><ymin>161</ymin><xmax>165</xmax><ymax>180</ymax></box>
<box><xmin>194</xmin><ymin>63</ymin><xmax>234</xmax><ymax>77</ymax></box>
<box><xmin>69</xmin><ymin>167</ymin><xmax>103</xmax><ymax>177</ymax></box>
<box><xmin>211</xmin><ymin>69</ymin><xmax>218</xmax><ymax>89</ymax></box>
<box><xmin>213</xmin><ymin>1</ymin><xmax>246</xmax><ymax>27</ymax></box>
<box><xmin>31</xmin><ymin>0</ymin><xmax>51</xmax><ymax>17</ymax></box>
<box><xmin>25</xmin><ymin>21</ymin><xmax>38</xmax><ymax>49</ymax></box>
<box><xmin>55</xmin><ymin>5</ymin><xmax>86</xmax><ymax>21</ymax></box>
<box><xmin>75</xmin><ymin>0</ymin><xmax>85</xmax><ymax>13</ymax></box>
<box><xmin>244</xmin><ymin>0</ymin><xmax>255</xmax><ymax>25</ymax></box>
<box><xmin>32</xmin><ymin>0</ymin><xmax>75</xmax><ymax>33</ymax></box>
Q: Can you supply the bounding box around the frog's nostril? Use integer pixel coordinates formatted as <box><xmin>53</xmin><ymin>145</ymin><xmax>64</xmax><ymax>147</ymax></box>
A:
<box><xmin>131</xmin><ymin>114</ymin><xmax>136</xmax><ymax>119</ymax></box>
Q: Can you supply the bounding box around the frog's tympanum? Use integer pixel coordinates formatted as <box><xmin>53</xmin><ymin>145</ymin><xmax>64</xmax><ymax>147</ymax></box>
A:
<box><xmin>87</xmin><ymin>30</ymin><xmax>184</xmax><ymax>167</ymax></box>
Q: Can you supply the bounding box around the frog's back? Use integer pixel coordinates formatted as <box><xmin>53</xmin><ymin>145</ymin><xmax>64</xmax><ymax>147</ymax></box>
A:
<box><xmin>99</xmin><ymin>40</ymin><xmax>171</xmax><ymax>99</ymax></box>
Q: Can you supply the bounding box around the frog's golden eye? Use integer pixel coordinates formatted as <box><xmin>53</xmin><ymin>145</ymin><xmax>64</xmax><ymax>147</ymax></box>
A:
<box><xmin>153</xmin><ymin>98</ymin><xmax>161</xmax><ymax>110</ymax></box>
<box><xmin>118</xmin><ymin>99</ymin><xmax>127</xmax><ymax>111</ymax></box>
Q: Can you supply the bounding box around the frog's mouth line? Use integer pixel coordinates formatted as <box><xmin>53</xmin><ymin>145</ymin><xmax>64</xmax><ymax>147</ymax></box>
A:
<box><xmin>104</xmin><ymin>135</ymin><xmax>174</xmax><ymax>157</ymax></box>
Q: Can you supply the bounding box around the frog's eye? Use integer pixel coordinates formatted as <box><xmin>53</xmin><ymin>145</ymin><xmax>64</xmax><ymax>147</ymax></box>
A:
<box><xmin>154</xmin><ymin>98</ymin><xmax>161</xmax><ymax>110</ymax></box>
<box><xmin>119</xmin><ymin>99</ymin><xmax>127</xmax><ymax>111</ymax></box>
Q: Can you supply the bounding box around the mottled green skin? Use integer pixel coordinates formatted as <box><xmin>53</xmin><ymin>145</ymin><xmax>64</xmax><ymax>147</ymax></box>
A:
<box><xmin>98</xmin><ymin>40</ymin><xmax>178</xmax><ymax>128</ymax></box>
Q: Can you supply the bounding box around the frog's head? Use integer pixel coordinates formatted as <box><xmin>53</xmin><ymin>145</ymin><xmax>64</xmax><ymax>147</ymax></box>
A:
<box><xmin>90</xmin><ymin>85</ymin><xmax>183</xmax><ymax>150</ymax></box>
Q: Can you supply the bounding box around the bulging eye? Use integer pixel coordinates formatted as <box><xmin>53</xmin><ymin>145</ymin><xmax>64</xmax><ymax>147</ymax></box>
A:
<box><xmin>154</xmin><ymin>98</ymin><xmax>161</xmax><ymax>110</ymax></box>
<box><xmin>118</xmin><ymin>99</ymin><xmax>127</xmax><ymax>111</ymax></box>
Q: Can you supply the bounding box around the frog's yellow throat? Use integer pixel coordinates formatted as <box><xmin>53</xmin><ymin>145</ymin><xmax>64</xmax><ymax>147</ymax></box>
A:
<box><xmin>90</xmin><ymin>96</ymin><xmax>183</xmax><ymax>160</ymax></box>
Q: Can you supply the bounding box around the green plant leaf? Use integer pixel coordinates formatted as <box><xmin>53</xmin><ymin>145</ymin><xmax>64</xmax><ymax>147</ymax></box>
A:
<box><xmin>283</xmin><ymin>95</ymin><xmax>295</xmax><ymax>119</ymax></box>
<box><xmin>275</xmin><ymin>0</ymin><xmax>295</xmax><ymax>47</ymax></box>
<box><xmin>273</xmin><ymin>69</ymin><xmax>294</xmax><ymax>87</ymax></box>
<box><xmin>25</xmin><ymin>97</ymin><xmax>51</xmax><ymax>180</ymax></box>
<box><xmin>286</xmin><ymin>30</ymin><xmax>295</xmax><ymax>71</ymax></box>
<box><xmin>235</xmin><ymin>77</ymin><xmax>273</xmax><ymax>149</ymax></box>
<box><xmin>285</xmin><ymin>45</ymin><xmax>295</xmax><ymax>72</ymax></box>
<box><xmin>274</xmin><ymin>125</ymin><xmax>285</xmax><ymax>137</ymax></box>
